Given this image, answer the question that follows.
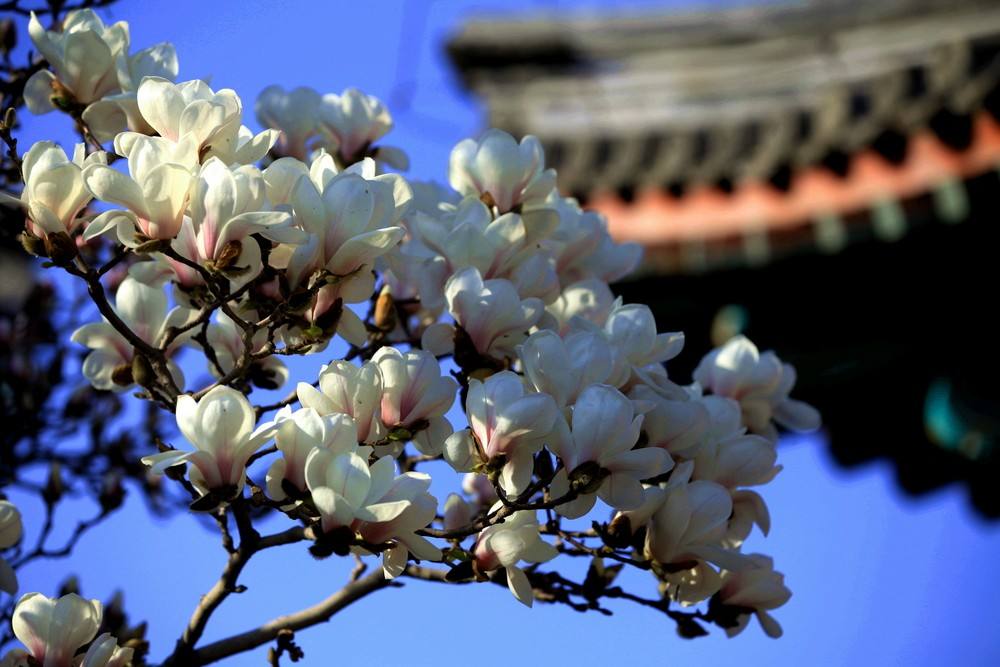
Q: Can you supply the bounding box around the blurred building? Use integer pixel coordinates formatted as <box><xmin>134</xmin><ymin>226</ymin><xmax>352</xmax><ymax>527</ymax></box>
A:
<box><xmin>449</xmin><ymin>0</ymin><xmax>1000</xmax><ymax>515</ymax></box>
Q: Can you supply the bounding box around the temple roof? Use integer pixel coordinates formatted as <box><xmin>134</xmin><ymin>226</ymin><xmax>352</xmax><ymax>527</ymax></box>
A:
<box><xmin>449</xmin><ymin>0</ymin><xmax>1000</xmax><ymax>272</ymax></box>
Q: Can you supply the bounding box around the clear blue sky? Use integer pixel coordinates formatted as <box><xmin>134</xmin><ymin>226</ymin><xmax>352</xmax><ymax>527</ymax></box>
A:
<box><xmin>10</xmin><ymin>1</ymin><xmax>1000</xmax><ymax>665</ymax></box>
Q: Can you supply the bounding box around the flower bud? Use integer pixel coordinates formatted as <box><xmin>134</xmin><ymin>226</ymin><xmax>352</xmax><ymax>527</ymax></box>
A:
<box><xmin>42</xmin><ymin>462</ymin><xmax>64</xmax><ymax>505</ymax></box>
<box><xmin>373</xmin><ymin>284</ymin><xmax>396</xmax><ymax>332</ymax></box>
<box><xmin>213</xmin><ymin>239</ymin><xmax>243</xmax><ymax>271</ymax></box>
<box><xmin>42</xmin><ymin>231</ymin><xmax>77</xmax><ymax>265</ymax></box>
<box><xmin>18</xmin><ymin>231</ymin><xmax>46</xmax><ymax>257</ymax></box>
<box><xmin>99</xmin><ymin>472</ymin><xmax>125</xmax><ymax>513</ymax></box>
<box><xmin>131</xmin><ymin>353</ymin><xmax>155</xmax><ymax>388</ymax></box>
<box><xmin>111</xmin><ymin>363</ymin><xmax>134</xmax><ymax>387</ymax></box>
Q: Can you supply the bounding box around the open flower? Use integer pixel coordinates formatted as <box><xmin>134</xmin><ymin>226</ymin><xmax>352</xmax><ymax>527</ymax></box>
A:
<box><xmin>83</xmin><ymin>134</ymin><xmax>196</xmax><ymax>240</ymax></box>
<box><xmin>297</xmin><ymin>360</ymin><xmax>385</xmax><ymax>444</ymax></box>
<box><xmin>10</xmin><ymin>592</ymin><xmax>102</xmax><ymax>667</ymax></box>
<box><xmin>304</xmin><ymin>450</ymin><xmax>440</xmax><ymax>575</ymax></box>
<box><xmin>78</xmin><ymin>633</ymin><xmax>133</xmax><ymax>667</ymax></box>
<box><xmin>546</xmin><ymin>195</ymin><xmax>642</xmax><ymax>285</ymax></box>
<box><xmin>23</xmin><ymin>10</ymin><xmax>127</xmax><ymax>114</ymax></box>
<box><xmin>316</xmin><ymin>88</ymin><xmax>400</xmax><ymax>166</ymax></box>
<box><xmin>518</xmin><ymin>329</ymin><xmax>612</xmax><ymax>408</ymax></box>
<box><xmin>372</xmin><ymin>347</ymin><xmax>457</xmax><ymax>450</ymax></box>
<box><xmin>71</xmin><ymin>275</ymin><xmax>188</xmax><ymax>391</ymax></box>
<box><xmin>694</xmin><ymin>335</ymin><xmax>820</xmax><ymax>440</ymax></box>
<box><xmin>422</xmin><ymin>267</ymin><xmax>544</xmax><ymax>363</ymax></box>
<box><xmin>0</xmin><ymin>141</ymin><xmax>105</xmax><ymax>240</ymax></box>
<box><xmin>717</xmin><ymin>555</ymin><xmax>791</xmax><ymax>638</ymax></box>
<box><xmin>472</xmin><ymin>508</ymin><xmax>557</xmax><ymax>607</ymax></box>
<box><xmin>548</xmin><ymin>384</ymin><xmax>672</xmax><ymax>518</ymax></box>
<box><xmin>449</xmin><ymin>129</ymin><xmax>556</xmax><ymax>216</ymax></box>
<box><xmin>255</xmin><ymin>85</ymin><xmax>322</xmax><ymax>159</ymax></box>
<box><xmin>265</xmin><ymin>407</ymin><xmax>358</xmax><ymax>502</ymax></box>
<box><xmin>448</xmin><ymin>371</ymin><xmax>557</xmax><ymax>495</ymax></box>
<box><xmin>82</xmin><ymin>41</ymin><xmax>179</xmax><ymax>143</ymax></box>
<box><xmin>141</xmin><ymin>386</ymin><xmax>277</xmax><ymax>500</ymax></box>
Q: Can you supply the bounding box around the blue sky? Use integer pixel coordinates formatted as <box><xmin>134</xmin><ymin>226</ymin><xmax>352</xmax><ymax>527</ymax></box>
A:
<box><xmin>10</xmin><ymin>1</ymin><xmax>1000</xmax><ymax>665</ymax></box>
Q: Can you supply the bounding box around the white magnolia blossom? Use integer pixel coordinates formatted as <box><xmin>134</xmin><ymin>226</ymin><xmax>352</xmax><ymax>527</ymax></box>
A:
<box><xmin>77</xmin><ymin>633</ymin><xmax>134</xmax><ymax>667</ymax></box>
<box><xmin>518</xmin><ymin>329</ymin><xmax>613</xmax><ymax>408</ymax></box>
<box><xmin>422</xmin><ymin>267</ymin><xmax>543</xmax><ymax>362</ymax></box>
<box><xmin>81</xmin><ymin>41</ymin><xmax>180</xmax><ymax>143</ymax></box>
<box><xmin>544</xmin><ymin>278</ymin><xmax>616</xmax><ymax>334</ymax></box>
<box><xmin>167</xmin><ymin>157</ymin><xmax>302</xmax><ymax>286</ymax></box>
<box><xmin>255</xmin><ymin>85</ymin><xmax>323</xmax><ymax>159</ymax></box>
<box><xmin>694</xmin><ymin>335</ymin><xmax>821</xmax><ymax>441</ymax></box>
<box><xmin>546</xmin><ymin>195</ymin><xmax>642</xmax><ymax>285</ymax></box>
<box><xmin>304</xmin><ymin>448</ymin><xmax>440</xmax><ymax>576</ymax></box>
<box><xmin>446</xmin><ymin>371</ymin><xmax>558</xmax><ymax>496</ymax></box>
<box><xmin>472</xmin><ymin>508</ymin><xmax>557</xmax><ymax>607</ymax></box>
<box><xmin>548</xmin><ymin>384</ymin><xmax>673</xmax><ymax>518</ymax></box>
<box><xmin>443</xmin><ymin>493</ymin><xmax>475</xmax><ymax>532</ymax></box>
<box><xmin>142</xmin><ymin>386</ymin><xmax>277</xmax><ymax>498</ymax></box>
<box><xmin>265</xmin><ymin>407</ymin><xmax>358</xmax><ymax>501</ymax></box>
<box><xmin>297</xmin><ymin>360</ymin><xmax>385</xmax><ymax>444</ymax></box>
<box><xmin>0</xmin><ymin>141</ymin><xmax>105</xmax><ymax>239</ymax></box>
<box><xmin>9</xmin><ymin>592</ymin><xmax>103</xmax><ymax>667</ymax></box>
<box><xmin>71</xmin><ymin>275</ymin><xmax>188</xmax><ymax>391</ymax></box>
<box><xmin>83</xmin><ymin>134</ymin><xmax>196</xmax><ymax>241</ymax></box>
<box><xmin>414</xmin><ymin>198</ymin><xmax>560</xmax><ymax>310</ymax></box>
<box><xmin>264</xmin><ymin>154</ymin><xmax>408</xmax><ymax>345</ymax></box>
<box><xmin>116</xmin><ymin>77</ymin><xmax>276</xmax><ymax>165</ymax></box>
<box><xmin>23</xmin><ymin>11</ymin><xmax>128</xmax><ymax>114</ymax></box>
<box><xmin>718</xmin><ymin>555</ymin><xmax>792</xmax><ymax>638</ymax></box>
<box><xmin>0</xmin><ymin>501</ymin><xmax>22</xmax><ymax>596</ymax></box>
<box><xmin>372</xmin><ymin>346</ymin><xmax>456</xmax><ymax>445</ymax></box>
<box><xmin>255</xmin><ymin>86</ymin><xmax>407</xmax><ymax>169</ymax></box>
<box><xmin>449</xmin><ymin>129</ymin><xmax>556</xmax><ymax>217</ymax></box>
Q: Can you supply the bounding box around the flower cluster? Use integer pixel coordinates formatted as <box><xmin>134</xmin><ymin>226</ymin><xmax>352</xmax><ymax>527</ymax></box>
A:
<box><xmin>2</xmin><ymin>7</ymin><xmax>821</xmax><ymax>656</ymax></box>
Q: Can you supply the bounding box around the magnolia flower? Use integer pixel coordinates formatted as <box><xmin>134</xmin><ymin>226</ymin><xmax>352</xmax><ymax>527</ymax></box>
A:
<box><xmin>167</xmin><ymin>158</ymin><xmax>301</xmax><ymax>284</ymax></box>
<box><xmin>78</xmin><ymin>633</ymin><xmax>133</xmax><ymax>667</ymax></box>
<box><xmin>449</xmin><ymin>129</ymin><xmax>556</xmax><ymax>216</ymax></box>
<box><xmin>118</xmin><ymin>77</ymin><xmax>276</xmax><ymax>165</ymax></box>
<box><xmin>694</xmin><ymin>335</ymin><xmax>820</xmax><ymax>440</ymax></box>
<box><xmin>23</xmin><ymin>10</ymin><xmax>127</xmax><ymax>114</ymax></box>
<box><xmin>71</xmin><ymin>275</ymin><xmax>188</xmax><ymax>391</ymax></box>
<box><xmin>82</xmin><ymin>41</ymin><xmax>180</xmax><ymax>142</ymax></box>
<box><xmin>544</xmin><ymin>278</ymin><xmax>616</xmax><ymax>334</ymax></box>
<box><xmin>142</xmin><ymin>386</ymin><xmax>277</xmax><ymax>499</ymax></box>
<box><xmin>83</xmin><ymin>134</ymin><xmax>196</xmax><ymax>240</ymax></box>
<box><xmin>547</xmin><ymin>195</ymin><xmax>641</xmax><ymax>285</ymax></box>
<box><xmin>630</xmin><ymin>385</ymin><xmax>709</xmax><ymax>460</ymax></box>
<box><xmin>717</xmin><ymin>555</ymin><xmax>791</xmax><ymax>638</ymax></box>
<box><xmin>255</xmin><ymin>85</ymin><xmax>322</xmax><ymax>159</ymax></box>
<box><xmin>472</xmin><ymin>508</ymin><xmax>557</xmax><ymax>607</ymax></box>
<box><xmin>421</xmin><ymin>268</ymin><xmax>543</xmax><ymax>362</ymax></box>
<box><xmin>371</xmin><ymin>347</ymin><xmax>457</xmax><ymax>452</ymax></box>
<box><xmin>265</xmin><ymin>408</ymin><xmax>358</xmax><ymax>501</ymax></box>
<box><xmin>10</xmin><ymin>592</ymin><xmax>102</xmax><ymax>667</ymax></box>
<box><xmin>548</xmin><ymin>384</ymin><xmax>672</xmax><ymax>518</ymax></box>
<box><xmin>0</xmin><ymin>501</ymin><xmax>23</xmax><ymax>595</ymax></box>
<box><xmin>203</xmin><ymin>311</ymin><xmax>288</xmax><ymax>388</ymax></box>
<box><xmin>451</xmin><ymin>371</ymin><xmax>557</xmax><ymax>495</ymax></box>
<box><xmin>304</xmin><ymin>449</ymin><xmax>439</xmax><ymax>575</ymax></box>
<box><xmin>443</xmin><ymin>493</ymin><xmax>475</xmax><ymax>531</ymax></box>
<box><xmin>316</xmin><ymin>88</ymin><xmax>405</xmax><ymax>167</ymax></box>
<box><xmin>518</xmin><ymin>329</ymin><xmax>612</xmax><ymax>407</ymax></box>
<box><xmin>415</xmin><ymin>198</ymin><xmax>559</xmax><ymax>309</ymax></box>
<box><xmin>0</xmin><ymin>141</ymin><xmax>104</xmax><ymax>240</ymax></box>
<box><xmin>639</xmin><ymin>472</ymin><xmax>749</xmax><ymax>576</ymax></box>
<box><xmin>297</xmin><ymin>361</ymin><xmax>385</xmax><ymax>443</ymax></box>
<box><xmin>266</xmin><ymin>154</ymin><xmax>408</xmax><ymax>345</ymax></box>
<box><xmin>597</xmin><ymin>300</ymin><xmax>685</xmax><ymax>388</ymax></box>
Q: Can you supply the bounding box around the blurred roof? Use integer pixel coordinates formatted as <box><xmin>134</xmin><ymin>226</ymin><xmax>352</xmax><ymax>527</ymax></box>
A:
<box><xmin>449</xmin><ymin>0</ymin><xmax>1000</xmax><ymax>272</ymax></box>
